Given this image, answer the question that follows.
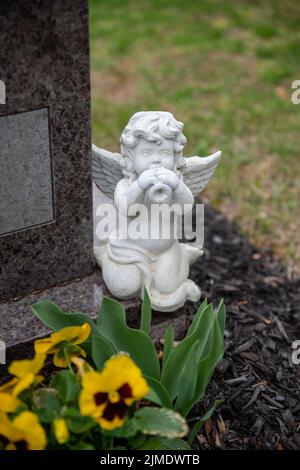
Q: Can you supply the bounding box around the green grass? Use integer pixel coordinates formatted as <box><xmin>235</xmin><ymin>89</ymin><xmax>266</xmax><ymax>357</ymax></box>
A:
<box><xmin>89</xmin><ymin>0</ymin><xmax>300</xmax><ymax>269</ymax></box>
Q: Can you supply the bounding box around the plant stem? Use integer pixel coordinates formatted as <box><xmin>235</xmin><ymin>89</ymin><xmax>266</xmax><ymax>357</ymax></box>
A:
<box><xmin>63</xmin><ymin>347</ymin><xmax>74</xmax><ymax>374</ymax></box>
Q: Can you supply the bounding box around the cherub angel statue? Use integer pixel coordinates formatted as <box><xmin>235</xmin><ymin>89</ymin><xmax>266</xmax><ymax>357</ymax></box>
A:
<box><xmin>92</xmin><ymin>111</ymin><xmax>221</xmax><ymax>312</ymax></box>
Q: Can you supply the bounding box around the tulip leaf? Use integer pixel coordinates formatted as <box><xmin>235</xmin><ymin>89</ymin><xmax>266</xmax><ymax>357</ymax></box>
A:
<box><xmin>31</xmin><ymin>301</ymin><xmax>98</xmax><ymax>335</ymax></box>
<box><xmin>144</xmin><ymin>375</ymin><xmax>173</xmax><ymax>409</ymax></box>
<box><xmin>133</xmin><ymin>407</ymin><xmax>188</xmax><ymax>438</ymax></box>
<box><xmin>186</xmin><ymin>306</ymin><xmax>226</xmax><ymax>413</ymax></box>
<box><xmin>92</xmin><ymin>334</ymin><xmax>116</xmax><ymax>370</ymax></box>
<box><xmin>97</xmin><ymin>297</ymin><xmax>160</xmax><ymax>380</ymax></box>
<box><xmin>162</xmin><ymin>323</ymin><xmax>174</xmax><ymax>369</ymax></box>
<box><xmin>174</xmin><ymin>341</ymin><xmax>199</xmax><ymax>416</ymax></box>
<box><xmin>186</xmin><ymin>298</ymin><xmax>208</xmax><ymax>337</ymax></box>
<box><xmin>161</xmin><ymin>304</ymin><xmax>215</xmax><ymax>399</ymax></box>
<box><xmin>140</xmin><ymin>288</ymin><xmax>152</xmax><ymax>335</ymax></box>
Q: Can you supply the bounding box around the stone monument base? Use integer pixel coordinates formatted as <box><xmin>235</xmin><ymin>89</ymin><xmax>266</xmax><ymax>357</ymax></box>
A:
<box><xmin>0</xmin><ymin>267</ymin><xmax>189</xmax><ymax>380</ymax></box>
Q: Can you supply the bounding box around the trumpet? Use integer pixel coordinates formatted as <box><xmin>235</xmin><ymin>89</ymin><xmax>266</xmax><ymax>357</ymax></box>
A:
<box><xmin>148</xmin><ymin>182</ymin><xmax>172</xmax><ymax>204</ymax></box>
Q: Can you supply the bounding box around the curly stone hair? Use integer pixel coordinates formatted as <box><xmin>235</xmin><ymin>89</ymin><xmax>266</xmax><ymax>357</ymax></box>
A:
<box><xmin>120</xmin><ymin>111</ymin><xmax>187</xmax><ymax>179</ymax></box>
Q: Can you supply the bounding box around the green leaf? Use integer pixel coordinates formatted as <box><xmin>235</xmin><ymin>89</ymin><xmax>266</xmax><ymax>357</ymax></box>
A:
<box><xmin>162</xmin><ymin>323</ymin><xmax>174</xmax><ymax>369</ymax></box>
<box><xmin>137</xmin><ymin>437</ymin><xmax>190</xmax><ymax>450</ymax></box>
<box><xmin>174</xmin><ymin>341</ymin><xmax>199</xmax><ymax>416</ymax></box>
<box><xmin>187</xmin><ymin>308</ymin><xmax>225</xmax><ymax>413</ymax></box>
<box><xmin>33</xmin><ymin>388</ymin><xmax>61</xmax><ymax>420</ymax></box>
<box><xmin>144</xmin><ymin>375</ymin><xmax>173</xmax><ymax>409</ymax></box>
<box><xmin>32</xmin><ymin>301</ymin><xmax>98</xmax><ymax>335</ymax></box>
<box><xmin>134</xmin><ymin>407</ymin><xmax>188</xmax><ymax>438</ymax></box>
<box><xmin>140</xmin><ymin>288</ymin><xmax>152</xmax><ymax>335</ymax></box>
<box><xmin>127</xmin><ymin>433</ymin><xmax>147</xmax><ymax>449</ymax></box>
<box><xmin>51</xmin><ymin>370</ymin><xmax>81</xmax><ymax>403</ymax></box>
<box><xmin>67</xmin><ymin>415</ymin><xmax>95</xmax><ymax>434</ymax></box>
<box><xmin>92</xmin><ymin>334</ymin><xmax>116</xmax><ymax>370</ymax></box>
<box><xmin>63</xmin><ymin>407</ymin><xmax>95</xmax><ymax>434</ymax></box>
<box><xmin>68</xmin><ymin>442</ymin><xmax>95</xmax><ymax>450</ymax></box>
<box><xmin>161</xmin><ymin>304</ymin><xmax>215</xmax><ymax>399</ymax></box>
<box><xmin>97</xmin><ymin>297</ymin><xmax>160</xmax><ymax>380</ymax></box>
<box><xmin>35</xmin><ymin>407</ymin><xmax>55</xmax><ymax>424</ymax></box>
<box><xmin>109</xmin><ymin>418</ymin><xmax>139</xmax><ymax>438</ymax></box>
<box><xmin>188</xmin><ymin>399</ymin><xmax>223</xmax><ymax>445</ymax></box>
<box><xmin>186</xmin><ymin>298</ymin><xmax>208</xmax><ymax>337</ymax></box>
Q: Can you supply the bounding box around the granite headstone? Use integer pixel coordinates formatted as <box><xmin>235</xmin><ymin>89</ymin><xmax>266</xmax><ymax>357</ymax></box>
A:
<box><xmin>0</xmin><ymin>1</ymin><xmax>190</xmax><ymax>377</ymax></box>
<box><xmin>0</xmin><ymin>0</ymin><xmax>94</xmax><ymax>301</ymax></box>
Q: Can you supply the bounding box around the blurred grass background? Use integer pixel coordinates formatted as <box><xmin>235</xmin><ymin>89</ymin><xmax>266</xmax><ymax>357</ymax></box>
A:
<box><xmin>89</xmin><ymin>0</ymin><xmax>300</xmax><ymax>271</ymax></box>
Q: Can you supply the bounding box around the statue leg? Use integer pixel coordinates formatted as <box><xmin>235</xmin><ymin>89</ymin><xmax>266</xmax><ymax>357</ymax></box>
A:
<box><xmin>101</xmin><ymin>254</ymin><xmax>143</xmax><ymax>299</ymax></box>
<box><xmin>150</xmin><ymin>241</ymin><xmax>201</xmax><ymax>311</ymax></box>
<box><xmin>153</xmin><ymin>241</ymin><xmax>189</xmax><ymax>294</ymax></box>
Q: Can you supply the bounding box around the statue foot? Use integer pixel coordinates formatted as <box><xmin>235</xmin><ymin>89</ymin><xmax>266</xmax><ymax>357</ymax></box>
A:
<box><xmin>183</xmin><ymin>244</ymin><xmax>203</xmax><ymax>265</ymax></box>
<box><xmin>149</xmin><ymin>280</ymin><xmax>201</xmax><ymax>312</ymax></box>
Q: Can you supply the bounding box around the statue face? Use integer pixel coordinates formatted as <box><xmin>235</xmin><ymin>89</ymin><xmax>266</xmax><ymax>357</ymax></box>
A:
<box><xmin>132</xmin><ymin>138</ymin><xmax>175</xmax><ymax>175</ymax></box>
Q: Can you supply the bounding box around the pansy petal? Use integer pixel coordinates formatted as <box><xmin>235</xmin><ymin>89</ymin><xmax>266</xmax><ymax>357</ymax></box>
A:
<box><xmin>0</xmin><ymin>413</ymin><xmax>23</xmax><ymax>442</ymax></box>
<box><xmin>34</xmin><ymin>338</ymin><xmax>56</xmax><ymax>354</ymax></box>
<box><xmin>0</xmin><ymin>393</ymin><xmax>21</xmax><ymax>413</ymax></box>
<box><xmin>54</xmin><ymin>418</ymin><xmax>69</xmax><ymax>444</ymax></box>
<box><xmin>81</xmin><ymin>371</ymin><xmax>107</xmax><ymax>393</ymax></box>
<box><xmin>101</xmin><ymin>354</ymin><xmax>149</xmax><ymax>399</ymax></box>
<box><xmin>0</xmin><ymin>378</ymin><xmax>18</xmax><ymax>393</ymax></box>
<box><xmin>98</xmin><ymin>414</ymin><xmax>125</xmax><ymax>430</ymax></box>
<box><xmin>13</xmin><ymin>411</ymin><xmax>47</xmax><ymax>450</ymax></box>
<box><xmin>72</xmin><ymin>323</ymin><xmax>91</xmax><ymax>345</ymax></box>
<box><xmin>51</xmin><ymin>324</ymin><xmax>91</xmax><ymax>345</ymax></box>
<box><xmin>9</xmin><ymin>354</ymin><xmax>46</xmax><ymax>378</ymax></box>
<box><xmin>12</xmin><ymin>373</ymin><xmax>35</xmax><ymax>397</ymax></box>
<box><xmin>79</xmin><ymin>389</ymin><xmax>106</xmax><ymax>418</ymax></box>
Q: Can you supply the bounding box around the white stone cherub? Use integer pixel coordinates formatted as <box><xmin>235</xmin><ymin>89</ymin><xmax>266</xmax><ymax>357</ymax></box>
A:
<box><xmin>92</xmin><ymin>111</ymin><xmax>221</xmax><ymax>312</ymax></box>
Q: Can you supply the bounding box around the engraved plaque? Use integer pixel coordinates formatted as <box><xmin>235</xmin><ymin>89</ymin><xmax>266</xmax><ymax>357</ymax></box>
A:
<box><xmin>0</xmin><ymin>108</ymin><xmax>54</xmax><ymax>235</ymax></box>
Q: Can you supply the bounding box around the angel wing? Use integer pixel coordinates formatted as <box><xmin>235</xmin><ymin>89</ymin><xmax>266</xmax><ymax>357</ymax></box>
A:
<box><xmin>92</xmin><ymin>144</ymin><xmax>124</xmax><ymax>198</ymax></box>
<box><xmin>182</xmin><ymin>151</ymin><xmax>221</xmax><ymax>197</ymax></box>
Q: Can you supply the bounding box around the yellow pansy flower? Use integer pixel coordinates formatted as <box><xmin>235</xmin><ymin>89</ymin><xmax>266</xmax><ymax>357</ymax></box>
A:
<box><xmin>54</xmin><ymin>418</ymin><xmax>69</xmax><ymax>444</ymax></box>
<box><xmin>0</xmin><ymin>354</ymin><xmax>46</xmax><ymax>410</ymax></box>
<box><xmin>79</xmin><ymin>354</ymin><xmax>149</xmax><ymax>430</ymax></box>
<box><xmin>34</xmin><ymin>323</ymin><xmax>91</xmax><ymax>368</ymax></box>
<box><xmin>0</xmin><ymin>411</ymin><xmax>46</xmax><ymax>450</ymax></box>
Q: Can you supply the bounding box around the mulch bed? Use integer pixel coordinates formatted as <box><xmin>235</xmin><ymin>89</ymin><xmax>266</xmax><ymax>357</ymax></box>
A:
<box><xmin>187</xmin><ymin>201</ymin><xmax>300</xmax><ymax>450</ymax></box>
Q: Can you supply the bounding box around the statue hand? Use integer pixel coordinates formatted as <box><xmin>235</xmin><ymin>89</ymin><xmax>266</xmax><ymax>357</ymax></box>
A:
<box><xmin>137</xmin><ymin>169</ymin><xmax>159</xmax><ymax>190</ymax></box>
<box><xmin>157</xmin><ymin>168</ymin><xmax>179</xmax><ymax>189</ymax></box>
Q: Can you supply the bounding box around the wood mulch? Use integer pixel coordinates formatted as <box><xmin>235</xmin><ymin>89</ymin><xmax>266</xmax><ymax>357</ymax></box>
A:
<box><xmin>187</xmin><ymin>202</ymin><xmax>300</xmax><ymax>450</ymax></box>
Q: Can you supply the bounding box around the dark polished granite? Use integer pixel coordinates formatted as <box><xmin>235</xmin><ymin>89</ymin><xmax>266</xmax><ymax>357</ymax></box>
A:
<box><xmin>0</xmin><ymin>271</ymin><xmax>107</xmax><ymax>351</ymax></box>
<box><xmin>0</xmin><ymin>0</ymin><xmax>94</xmax><ymax>300</ymax></box>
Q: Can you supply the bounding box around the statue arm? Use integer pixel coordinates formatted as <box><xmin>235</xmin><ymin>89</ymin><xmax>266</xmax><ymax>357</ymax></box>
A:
<box><xmin>172</xmin><ymin>180</ymin><xmax>194</xmax><ymax>209</ymax></box>
<box><xmin>114</xmin><ymin>179</ymin><xmax>145</xmax><ymax>215</ymax></box>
